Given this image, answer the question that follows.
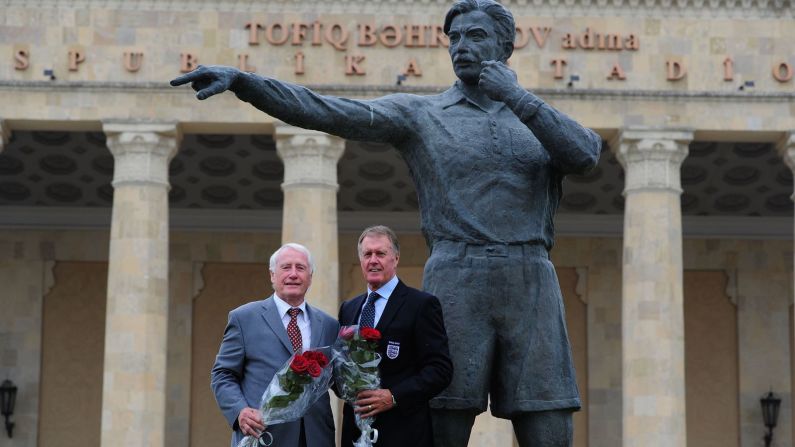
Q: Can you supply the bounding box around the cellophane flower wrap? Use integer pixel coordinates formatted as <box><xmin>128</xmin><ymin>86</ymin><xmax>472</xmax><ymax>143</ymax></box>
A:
<box><xmin>237</xmin><ymin>348</ymin><xmax>333</xmax><ymax>447</ymax></box>
<box><xmin>332</xmin><ymin>325</ymin><xmax>383</xmax><ymax>447</ymax></box>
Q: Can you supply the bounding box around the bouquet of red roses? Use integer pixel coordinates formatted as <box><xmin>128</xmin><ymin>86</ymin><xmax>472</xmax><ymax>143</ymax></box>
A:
<box><xmin>237</xmin><ymin>348</ymin><xmax>333</xmax><ymax>447</ymax></box>
<box><xmin>332</xmin><ymin>326</ymin><xmax>382</xmax><ymax>447</ymax></box>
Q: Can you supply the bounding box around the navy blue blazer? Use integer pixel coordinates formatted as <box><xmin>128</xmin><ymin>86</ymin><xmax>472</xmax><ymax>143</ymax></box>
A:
<box><xmin>338</xmin><ymin>280</ymin><xmax>453</xmax><ymax>447</ymax></box>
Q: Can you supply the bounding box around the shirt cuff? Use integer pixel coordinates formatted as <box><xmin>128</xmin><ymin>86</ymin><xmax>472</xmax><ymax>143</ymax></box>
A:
<box><xmin>505</xmin><ymin>89</ymin><xmax>545</xmax><ymax>121</ymax></box>
<box><xmin>232</xmin><ymin>71</ymin><xmax>261</xmax><ymax>103</ymax></box>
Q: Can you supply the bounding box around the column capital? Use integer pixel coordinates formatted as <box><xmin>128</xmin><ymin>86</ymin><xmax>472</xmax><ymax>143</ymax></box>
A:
<box><xmin>274</xmin><ymin>123</ymin><xmax>345</xmax><ymax>191</ymax></box>
<box><xmin>612</xmin><ymin>127</ymin><xmax>693</xmax><ymax>194</ymax></box>
<box><xmin>776</xmin><ymin>131</ymin><xmax>795</xmax><ymax>171</ymax></box>
<box><xmin>102</xmin><ymin>122</ymin><xmax>181</xmax><ymax>188</ymax></box>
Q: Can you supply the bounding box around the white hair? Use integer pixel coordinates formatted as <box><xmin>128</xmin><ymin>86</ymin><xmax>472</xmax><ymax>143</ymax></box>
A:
<box><xmin>269</xmin><ymin>243</ymin><xmax>315</xmax><ymax>274</ymax></box>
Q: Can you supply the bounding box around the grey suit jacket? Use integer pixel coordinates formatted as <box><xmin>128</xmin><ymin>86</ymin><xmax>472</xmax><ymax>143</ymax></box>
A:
<box><xmin>211</xmin><ymin>296</ymin><xmax>339</xmax><ymax>447</ymax></box>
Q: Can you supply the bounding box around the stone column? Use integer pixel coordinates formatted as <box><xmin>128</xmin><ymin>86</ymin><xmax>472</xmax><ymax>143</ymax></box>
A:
<box><xmin>779</xmin><ymin>131</ymin><xmax>795</xmax><ymax>447</ymax></box>
<box><xmin>100</xmin><ymin>122</ymin><xmax>180</xmax><ymax>447</ymax></box>
<box><xmin>274</xmin><ymin>124</ymin><xmax>345</xmax><ymax>316</ymax></box>
<box><xmin>614</xmin><ymin>128</ymin><xmax>692</xmax><ymax>447</ymax></box>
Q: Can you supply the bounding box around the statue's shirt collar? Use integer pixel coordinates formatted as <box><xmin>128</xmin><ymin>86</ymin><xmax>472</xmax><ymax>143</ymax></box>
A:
<box><xmin>440</xmin><ymin>81</ymin><xmax>505</xmax><ymax>113</ymax></box>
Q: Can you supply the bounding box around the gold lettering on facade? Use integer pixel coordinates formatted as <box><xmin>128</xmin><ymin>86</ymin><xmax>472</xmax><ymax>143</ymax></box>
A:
<box><xmin>265</xmin><ymin>23</ymin><xmax>289</xmax><ymax>45</ymax></box>
<box><xmin>773</xmin><ymin>62</ymin><xmax>793</xmax><ymax>82</ymax></box>
<box><xmin>239</xmin><ymin>22</ymin><xmax>651</xmax><ymax>53</ymax></box>
<box><xmin>292</xmin><ymin>22</ymin><xmax>309</xmax><ymax>45</ymax></box>
<box><xmin>579</xmin><ymin>28</ymin><xmax>596</xmax><ymax>49</ymax></box>
<box><xmin>404</xmin><ymin>58</ymin><xmax>422</xmax><ymax>76</ymax></box>
<box><xmin>180</xmin><ymin>53</ymin><xmax>198</xmax><ymax>73</ymax></box>
<box><xmin>123</xmin><ymin>51</ymin><xmax>143</xmax><ymax>72</ymax></box>
<box><xmin>666</xmin><ymin>60</ymin><xmax>686</xmax><ymax>81</ymax></box>
<box><xmin>237</xmin><ymin>53</ymin><xmax>255</xmax><ymax>72</ymax></box>
<box><xmin>562</xmin><ymin>33</ymin><xmax>576</xmax><ymax>49</ymax></box>
<box><xmin>358</xmin><ymin>24</ymin><xmax>378</xmax><ymax>46</ymax></box>
<box><xmin>245</xmin><ymin>22</ymin><xmax>263</xmax><ymax>45</ymax></box>
<box><xmin>325</xmin><ymin>23</ymin><xmax>350</xmax><ymax>51</ymax></box>
<box><xmin>12</xmin><ymin>20</ymin><xmax>794</xmax><ymax>87</ymax></box>
<box><xmin>429</xmin><ymin>25</ymin><xmax>448</xmax><ymax>48</ymax></box>
<box><xmin>345</xmin><ymin>55</ymin><xmax>366</xmax><ymax>75</ymax></box>
<box><xmin>625</xmin><ymin>34</ymin><xmax>640</xmax><ymax>50</ymax></box>
<box><xmin>723</xmin><ymin>57</ymin><xmax>734</xmax><ymax>81</ymax></box>
<box><xmin>551</xmin><ymin>58</ymin><xmax>567</xmax><ymax>79</ymax></box>
<box><xmin>68</xmin><ymin>49</ymin><xmax>85</xmax><ymax>71</ymax></box>
<box><xmin>312</xmin><ymin>21</ymin><xmax>323</xmax><ymax>46</ymax></box>
<box><xmin>405</xmin><ymin>25</ymin><xmax>426</xmax><ymax>47</ymax></box>
<box><xmin>295</xmin><ymin>51</ymin><xmax>305</xmax><ymax>75</ymax></box>
<box><xmin>380</xmin><ymin>25</ymin><xmax>403</xmax><ymax>48</ymax></box>
<box><xmin>514</xmin><ymin>27</ymin><xmax>530</xmax><ymax>49</ymax></box>
<box><xmin>607</xmin><ymin>63</ymin><xmax>626</xmax><ymax>80</ymax></box>
<box><xmin>530</xmin><ymin>27</ymin><xmax>552</xmax><ymax>48</ymax></box>
<box><xmin>603</xmin><ymin>34</ymin><xmax>622</xmax><ymax>51</ymax></box>
<box><xmin>562</xmin><ymin>29</ymin><xmax>635</xmax><ymax>51</ymax></box>
<box><xmin>14</xmin><ymin>49</ymin><xmax>29</xmax><ymax>70</ymax></box>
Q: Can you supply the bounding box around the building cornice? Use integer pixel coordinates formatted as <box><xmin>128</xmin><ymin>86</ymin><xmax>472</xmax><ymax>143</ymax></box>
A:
<box><xmin>2</xmin><ymin>0</ymin><xmax>792</xmax><ymax>18</ymax></box>
<box><xmin>0</xmin><ymin>207</ymin><xmax>791</xmax><ymax>240</ymax></box>
<box><xmin>1</xmin><ymin>80</ymin><xmax>793</xmax><ymax>103</ymax></box>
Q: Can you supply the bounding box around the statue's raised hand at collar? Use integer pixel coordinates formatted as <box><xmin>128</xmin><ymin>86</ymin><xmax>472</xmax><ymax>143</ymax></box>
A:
<box><xmin>170</xmin><ymin>65</ymin><xmax>242</xmax><ymax>100</ymax></box>
<box><xmin>478</xmin><ymin>60</ymin><xmax>525</xmax><ymax>103</ymax></box>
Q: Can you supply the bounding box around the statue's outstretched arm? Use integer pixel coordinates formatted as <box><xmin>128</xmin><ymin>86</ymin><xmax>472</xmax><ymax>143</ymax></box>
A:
<box><xmin>171</xmin><ymin>65</ymin><xmax>410</xmax><ymax>144</ymax></box>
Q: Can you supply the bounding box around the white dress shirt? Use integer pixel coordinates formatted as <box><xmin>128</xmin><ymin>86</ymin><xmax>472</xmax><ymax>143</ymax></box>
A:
<box><xmin>273</xmin><ymin>294</ymin><xmax>311</xmax><ymax>353</ymax></box>
<box><xmin>358</xmin><ymin>275</ymin><xmax>399</xmax><ymax>327</ymax></box>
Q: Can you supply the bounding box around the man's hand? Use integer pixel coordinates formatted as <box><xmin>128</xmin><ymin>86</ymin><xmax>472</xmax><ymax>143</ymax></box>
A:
<box><xmin>478</xmin><ymin>60</ymin><xmax>524</xmax><ymax>103</ymax></box>
<box><xmin>354</xmin><ymin>389</ymin><xmax>395</xmax><ymax>418</ymax></box>
<box><xmin>237</xmin><ymin>407</ymin><xmax>265</xmax><ymax>437</ymax></box>
<box><xmin>170</xmin><ymin>65</ymin><xmax>242</xmax><ymax>100</ymax></box>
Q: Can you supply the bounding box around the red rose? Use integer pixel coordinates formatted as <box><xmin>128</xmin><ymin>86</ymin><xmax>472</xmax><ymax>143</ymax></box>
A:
<box><xmin>339</xmin><ymin>326</ymin><xmax>356</xmax><ymax>340</ymax></box>
<box><xmin>360</xmin><ymin>327</ymin><xmax>382</xmax><ymax>342</ymax></box>
<box><xmin>307</xmin><ymin>360</ymin><xmax>322</xmax><ymax>378</ymax></box>
<box><xmin>304</xmin><ymin>350</ymin><xmax>329</xmax><ymax>368</ymax></box>
<box><xmin>290</xmin><ymin>354</ymin><xmax>309</xmax><ymax>373</ymax></box>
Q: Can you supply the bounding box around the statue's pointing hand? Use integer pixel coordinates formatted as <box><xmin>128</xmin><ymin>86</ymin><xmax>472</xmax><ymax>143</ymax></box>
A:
<box><xmin>170</xmin><ymin>65</ymin><xmax>242</xmax><ymax>100</ymax></box>
<box><xmin>479</xmin><ymin>60</ymin><xmax>524</xmax><ymax>103</ymax></box>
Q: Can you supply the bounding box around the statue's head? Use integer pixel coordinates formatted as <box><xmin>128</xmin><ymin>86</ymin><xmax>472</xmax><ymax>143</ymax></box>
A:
<box><xmin>443</xmin><ymin>0</ymin><xmax>516</xmax><ymax>85</ymax></box>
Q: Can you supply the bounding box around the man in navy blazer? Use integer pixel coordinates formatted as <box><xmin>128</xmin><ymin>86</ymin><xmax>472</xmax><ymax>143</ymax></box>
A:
<box><xmin>211</xmin><ymin>243</ymin><xmax>339</xmax><ymax>447</ymax></box>
<box><xmin>339</xmin><ymin>226</ymin><xmax>453</xmax><ymax>447</ymax></box>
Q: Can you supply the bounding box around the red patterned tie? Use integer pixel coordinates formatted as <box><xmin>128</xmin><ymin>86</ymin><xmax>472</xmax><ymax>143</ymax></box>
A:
<box><xmin>287</xmin><ymin>308</ymin><xmax>303</xmax><ymax>353</ymax></box>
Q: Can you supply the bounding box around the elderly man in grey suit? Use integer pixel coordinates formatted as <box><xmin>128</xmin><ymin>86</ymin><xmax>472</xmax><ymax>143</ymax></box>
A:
<box><xmin>211</xmin><ymin>243</ymin><xmax>339</xmax><ymax>447</ymax></box>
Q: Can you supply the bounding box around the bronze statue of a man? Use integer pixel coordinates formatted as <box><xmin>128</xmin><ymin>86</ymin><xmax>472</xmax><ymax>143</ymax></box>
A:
<box><xmin>172</xmin><ymin>1</ymin><xmax>601</xmax><ymax>445</ymax></box>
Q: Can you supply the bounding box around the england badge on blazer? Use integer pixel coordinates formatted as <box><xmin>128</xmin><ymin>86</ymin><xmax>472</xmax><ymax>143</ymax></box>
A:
<box><xmin>386</xmin><ymin>341</ymin><xmax>400</xmax><ymax>359</ymax></box>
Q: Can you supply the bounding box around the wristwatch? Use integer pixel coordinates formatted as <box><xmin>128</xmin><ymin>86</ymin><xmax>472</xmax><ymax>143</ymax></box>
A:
<box><xmin>391</xmin><ymin>392</ymin><xmax>397</xmax><ymax>407</ymax></box>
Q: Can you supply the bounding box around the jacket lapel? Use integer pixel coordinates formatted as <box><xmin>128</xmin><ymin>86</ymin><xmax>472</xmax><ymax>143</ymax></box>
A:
<box><xmin>260</xmin><ymin>296</ymin><xmax>293</xmax><ymax>354</ymax></box>
<box><xmin>345</xmin><ymin>294</ymin><xmax>367</xmax><ymax>326</ymax></box>
<box><xmin>376</xmin><ymin>280</ymin><xmax>407</xmax><ymax>332</ymax></box>
<box><xmin>306</xmin><ymin>304</ymin><xmax>325</xmax><ymax>348</ymax></box>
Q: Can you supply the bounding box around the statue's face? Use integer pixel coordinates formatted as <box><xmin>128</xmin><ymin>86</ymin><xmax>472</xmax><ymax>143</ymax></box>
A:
<box><xmin>447</xmin><ymin>10</ymin><xmax>505</xmax><ymax>85</ymax></box>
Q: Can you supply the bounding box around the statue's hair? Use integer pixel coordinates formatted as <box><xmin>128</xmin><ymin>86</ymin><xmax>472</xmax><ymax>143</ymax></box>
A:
<box><xmin>357</xmin><ymin>225</ymin><xmax>400</xmax><ymax>257</ymax></box>
<box><xmin>443</xmin><ymin>0</ymin><xmax>516</xmax><ymax>60</ymax></box>
<box><xmin>269</xmin><ymin>243</ymin><xmax>315</xmax><ymax>274</ymax></box>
